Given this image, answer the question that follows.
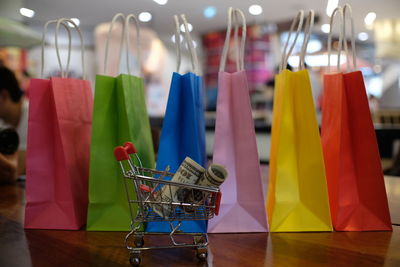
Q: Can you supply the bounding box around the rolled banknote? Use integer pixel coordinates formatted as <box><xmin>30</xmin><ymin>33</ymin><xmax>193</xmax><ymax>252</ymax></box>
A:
<box><xmin>196</xmin><ymin>164</ymin><xmax>228</xmax><ymax>188</ymax></box>
<box><xmin>187</xmin><ymin>164</ymin><xmax>228</xmax><ymax>207</ymax></box>
<box><xmin>152</xmin><ymin>157</ymin><xmax>205</xmax><ymax>218</ymax></box>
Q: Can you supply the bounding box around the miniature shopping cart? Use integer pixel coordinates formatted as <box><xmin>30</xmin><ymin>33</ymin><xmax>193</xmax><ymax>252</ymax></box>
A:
<box><xmin>114</xmin><ymin>142</ymin><xmax>221</xmax><ymax>266</ymax></box>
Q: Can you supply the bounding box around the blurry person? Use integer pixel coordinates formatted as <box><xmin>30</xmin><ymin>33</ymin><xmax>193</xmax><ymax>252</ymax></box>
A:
<box><xmin>0</xmin><ymin>67</ymin><xmax>28</xmax><ymax>183</ymax></box>
<box><xmin>18</xmin><ymin>69</ymin><xmax>31</xmax><ymax>96</ymax></box>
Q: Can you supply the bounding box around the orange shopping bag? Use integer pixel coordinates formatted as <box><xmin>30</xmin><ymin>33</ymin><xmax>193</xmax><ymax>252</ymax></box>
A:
<box><xmin>321</xmin><ymin>5</ymin><xmax>391</xmax><ymax>231</ymax></box>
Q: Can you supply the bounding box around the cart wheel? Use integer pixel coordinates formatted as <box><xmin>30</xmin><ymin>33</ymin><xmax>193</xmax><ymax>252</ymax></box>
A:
<box><xmin>129</xmin><ymin>253</ymin><xmax>141</xmax><ymax>266</ymax></box>
<box><xmin>196</xmin><ymin>252</ymin><xmax>208</xmax><ymax>261</ymax></box>
<box><xmin>134</xmin><ymin>236</ymin><xmax>144</xmax><ymax>248</ymax></box>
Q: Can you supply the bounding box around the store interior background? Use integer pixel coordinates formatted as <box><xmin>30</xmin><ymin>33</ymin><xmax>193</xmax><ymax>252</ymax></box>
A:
<box><xmin>1</xmin><ymin>0</ymin><xmax>400</xmax><ymax>169</ymax></box>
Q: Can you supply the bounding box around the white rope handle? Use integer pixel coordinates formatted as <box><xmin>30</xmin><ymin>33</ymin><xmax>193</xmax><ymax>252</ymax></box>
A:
<box><xmin>180</xmin><ymin>14</ymin><xmax>200</xmax><ymax>75</ymax></box>
<box><xmin>280</xmin><ymin>10</ymin><xmax>304</xmax><ymax>72</ymax></box>
<box><xmin>328</xmin><ymin>7</ymin><xmax>344</xmax><ymax>73</ymax></box>
<box><xmin>219</xmin><ymin>7</ymin><xmax>247</xmax><ymax>72</ymax></box>
<box><xmin>104</xmin><ymin>13</ymin><xmax>126</xmax><ymax>75</ymax></box>
<box><xmin>125</xmin><ymin>14</ymin><xmax>141</xmax><ymax>77</ymax></box>
<box><xmin>234</xmin><ymin>8</ymin><xmax>246</xmax><ymax>71</ymax></box>
<box><xmin>299</xmin><ymin>10</ymin><xmax>315</xmax><ymax>70</ymax></box>
<box><xmin>343</xmin><ymin>4</ymin><xmax>357</xmax><ymax>71</ymax></box>
<box><xmin>55</xmin><ymin>18</ymin><xmax>86</xmax><ymax>79</ymax></box>
<box><xmin>41</xmin><ymin>19</ymin><xmax>71</xmax><ymax>78</ymax></box>
<box><xmin>173</xmin><ymin>15</ymin><xmax>182</xmax><ymax>73</ymax></box>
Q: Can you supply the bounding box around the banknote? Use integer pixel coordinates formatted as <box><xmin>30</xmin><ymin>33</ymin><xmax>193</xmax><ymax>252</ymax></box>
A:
<box><xmin>152</xmin><ymin>157</ymin><xmax>205</xmax><ymax>218</ymax></box>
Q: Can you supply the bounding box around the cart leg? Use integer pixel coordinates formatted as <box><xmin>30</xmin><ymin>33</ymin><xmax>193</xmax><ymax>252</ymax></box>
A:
<box><xmin>129</xmin><ymin>252</ymin><xmax>141</xmax><ymax>266</ymax></box>
<box><xmin>195</xmin><ymin>246</ymin><xmax>208</xmax><ymax>262</ymax></box>
<box><xmin>134</xmin><ymin>234</ymin><xmax>144</xmax><ymax>248</ymax></box>
<box><xmin>194</xmin><ymin>235</ymin><xmax>208</xmax><ymax>261</ymax></box>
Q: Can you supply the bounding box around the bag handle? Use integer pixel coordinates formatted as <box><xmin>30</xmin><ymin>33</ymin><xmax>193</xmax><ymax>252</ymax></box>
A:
<box><xmin>279</xmin><ymin>10</ymin><xmax>304</xmax><ymax>72</ymax></box>
<box><xmin>104</xmin><ymin>13</ymin><xmax>126</xmax><ymax>75</ymax></box>
<box><xmin>55</xmin><ymin>18</ymin><xmax>86</xmax><ymax>79</ymax></box>
<box><xmin>343</xmin><ymin>4</ymin><xmax>357</xmax><ymax>71</ymax></box>
<box><xmin>299</xmin><ymin>10</ymin><xmax>315</xmax><ymax>70</ymax></box>
<box><xmin>219</xmin><ymin>7</ymin><xmax>247</xmax><ymax>72</ymax></box>
<box><xmin>125</xmin><ymin>14</ymin><xmax>141</xmax><ymax>77</ymax></box>
<box><xmin>176</xmin><ymin>14</ymin><xmax>200</xmax><ymax>75</ymax></box>
<box><xmin>173</xmin><ymin>15</ymin><xmax>182</xmax><ymax>73</ymax></box>
<box><xmin>41</xmin><ymin>19</ymin><xmax>72</xmax><ymax>78</ymax></box>
<box><xmin>327</xmin><ymin>7</ymin><xmax>344</xmax><ymax>73</ymax></box>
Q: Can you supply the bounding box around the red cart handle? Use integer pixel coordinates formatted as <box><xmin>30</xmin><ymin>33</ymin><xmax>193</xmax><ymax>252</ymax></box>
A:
<box><xmin>215</xmin><ymin>192</ymin><xmax>222</xmax><ymax>216</ymax></box>
<box><xmin>114</xmin><ymin>146</ymin><xmax>129</xmax><ymax>161</ymax></box>
<box><xmin>123</xmin><ymin>142</ymin><xmax>137</xmax><ymax>154</ymax></box>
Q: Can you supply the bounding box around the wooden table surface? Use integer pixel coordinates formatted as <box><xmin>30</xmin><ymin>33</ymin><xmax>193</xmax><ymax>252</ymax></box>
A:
<box><xmin>1</xmin><ymin>177</ymin><xmax>399</xmax><ymax>267</ymax></box>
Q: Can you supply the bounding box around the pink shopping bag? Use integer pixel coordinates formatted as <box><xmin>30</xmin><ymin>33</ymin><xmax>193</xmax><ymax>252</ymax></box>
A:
<box><xmin>25</xmin><ymin>19</ymin><xmax>93</xmax><ymax>230</ymax></box>
<box><xmin>208</xmin><ymin>8</ymin><xmax>268</xmax><ymax>233</ymax></box>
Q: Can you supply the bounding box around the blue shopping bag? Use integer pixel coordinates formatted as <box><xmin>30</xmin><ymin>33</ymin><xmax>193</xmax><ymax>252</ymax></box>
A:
<box><xmin>145</xmin><ymin>71</ymin><xmax>206</xmax><ymax>233</ymax></box>
<box><xmin>146</xmin><ymin>14</ymin><xmax>206</xmax><ymax>233</ymax></box>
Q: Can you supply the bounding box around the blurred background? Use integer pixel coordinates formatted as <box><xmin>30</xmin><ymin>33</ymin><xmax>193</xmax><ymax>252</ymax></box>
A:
<box><xmin>1</xmin><ymin>0</ymin><xmax>400</xmax><ymax>172</ymax></box>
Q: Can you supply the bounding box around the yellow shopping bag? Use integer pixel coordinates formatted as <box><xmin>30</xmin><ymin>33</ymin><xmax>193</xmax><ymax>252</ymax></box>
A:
<box><xmin>267</xmin><ymin>10</ymin><xmax>332</xmax><ymax>232</ymax></box>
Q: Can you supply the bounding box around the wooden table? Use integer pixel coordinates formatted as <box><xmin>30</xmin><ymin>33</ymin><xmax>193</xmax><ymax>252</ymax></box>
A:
<box><xmin>1</xmin><ymin>178</ymin><xmax>399</xmax><ymax>267</ymax></box>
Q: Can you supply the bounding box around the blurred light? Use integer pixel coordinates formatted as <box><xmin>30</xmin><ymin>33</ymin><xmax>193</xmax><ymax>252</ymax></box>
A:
<box><xmin>367</xmin><ymin>76</ymin><xmax>383</xmax><ymax>97</ymax></box>
<box><xmin>326</xmin><ymin>0</ymin><xmax>339</xmax><ymax>17</ymax></box>
<box><xmin>19</xmin><ymin>8</ymin><xmax>35</xmax><ymax>18</ymax></box>
<box><xmin>365</xmin><ymin>12</ymin><xmax>376</xmax><ymax>30</ymax></box>
<box><xmin>365</xmin><ymin>12</ymin><xmax>377</xmax><ymax>26</ymax></box>
<box><xmin>180</xmin><ymin>23</ymin><xmax>193</xmax><ymax>32</ymax></box>
<box><xmin>171</xmin><ymin>34</ymin><xmax>183</xmax><ymax>43</ymax></box>
<box><xmin>249</xmin><ymin>5</ymin><xmax>263</xmax><ymax>15</ymax></box>
<box><xmin>321</xmin><ymin>24</ymin><xmax>330</xmax><ymax>33</ymax></box>
<box><xmin>144</xmin><ymin>39</ymin><xmax>163</xmax><ymax>73</ymax></box>
<box><xmin>153</xmin><ymin>0</ymin><xmax>168</xmax><ymax>5</ymax></box>
<box><xmin>204</xmin><ymin>6</ymin><xmax>217</xmax><ymax>19</ymax></box>
<box><xmin>67</xmin><ymin>18</ymin><xmax>80</xmax><ymax>27</ymax></box>
<box><xmin>358</xmin><ymin>32</ymin><xmax>369</xmax><ymax>41</ymax></box>
<box><xmin>139</xmin><ymin>12</ymin><xmax>152</xmax><ymax>22</ymax></box>
<box><xmin>307</xmin><ymin>39</ymin><xmax>323</xmax><ymax>53</ymax></box>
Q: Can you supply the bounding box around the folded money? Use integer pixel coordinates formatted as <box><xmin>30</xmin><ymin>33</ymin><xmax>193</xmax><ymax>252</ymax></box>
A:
<box><xmin>152</xmin><ymin>157</ymin><xmax>205</xmax><ymax>218</ymax></box>
<box><xmin>152</xmin><ymin>157</ymin><xmax>228</xmax><ymax>219</ymax></box>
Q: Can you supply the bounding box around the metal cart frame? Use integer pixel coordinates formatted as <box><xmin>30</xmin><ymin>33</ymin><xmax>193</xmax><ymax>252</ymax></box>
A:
<box><xmin>114</xmin><ymin>142</ymin><xmax>221</xmax><ymax>266</ymax></box>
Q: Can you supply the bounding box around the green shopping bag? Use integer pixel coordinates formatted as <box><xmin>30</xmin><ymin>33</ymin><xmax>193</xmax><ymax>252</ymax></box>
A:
<box><xmin>87</xmin><ymin>14</ymin><xmax>155</xmax><ymax>231</ymax></box>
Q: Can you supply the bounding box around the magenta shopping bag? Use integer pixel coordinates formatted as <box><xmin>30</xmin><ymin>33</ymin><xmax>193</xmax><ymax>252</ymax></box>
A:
<box><xmin>208</xmin><ymin>8</ymin><xmax>268</xmax><ymax>233</ymax></box>
<box><xmin>25</xmin><ymin>19</ymin><xmax>93</xmax><ymax>230</ymax></box>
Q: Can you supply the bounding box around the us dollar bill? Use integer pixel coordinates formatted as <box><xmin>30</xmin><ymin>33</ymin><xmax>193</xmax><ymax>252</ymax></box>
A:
<box><xmin>152</xmin><ymin>157</ymin><xmax>205</xmax><ymax>218</ymax></box>
<box><xmin>187</xmin><ymin>164</ymin><xmax>228</xmax><ymax>210</ymax></box>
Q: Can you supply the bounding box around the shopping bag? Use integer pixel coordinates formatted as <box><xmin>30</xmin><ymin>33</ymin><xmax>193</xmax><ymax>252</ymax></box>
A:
<box><xmin>267</xmin><ymin>10</ymin><xmax>333</xmax><ymax>232</ymax></box>
<box><xmin>25</xmin><ymin>19</ymin><xmax>93</xmax><ymax>230</ymax></box>
<box><xmin>145</xmin><ymin>14</ymin><xmax>207</xmax><ymax>233</ymax></box>
<box><xmin>321</xmin><ymin>5</ymin><xmax>392</xmax><ymax>231</ymax></box>
<box><xmin>208</xmin><ymin>8</ymin><xmax>268</xmax><ymax>233</ymax></box>
<box><xmin>87</xmin><ymin>14</ymin><xmax>155</xmax><ymax>231</ymax></box>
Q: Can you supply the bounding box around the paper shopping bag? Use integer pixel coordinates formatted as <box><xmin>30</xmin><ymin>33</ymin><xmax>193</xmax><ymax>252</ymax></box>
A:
<box><xmin>25</xmin><ymin>19</ymin><xmax>93</xmax><ymax>230</ymax></box>
<box><xmin>322</xmin><ymin>72</ymin><xmax>392</xmax><ymax>231</ymax></box>
<box><xmin>87</xmin><ymin>14</ymin><xmax>155</xmax><ymax>231</ymax></box>
<box><xmin>208</xmin><ymin>8</ymin><xmax>268</xmax><ymax>233</ymax></box>
<box><xmin>146</xmin><ymin>14</ymin><xmax>207</xmax><ymax>233</ymax></box>
<box><xmin>267</xmin><ymin>10</ymin><xmax>332</xmax><ymax>232</ymax></box>
<box><xmin>321</xmin><ymin>4</ymin><xmax>391</xmax><ymax>231</ymax></box>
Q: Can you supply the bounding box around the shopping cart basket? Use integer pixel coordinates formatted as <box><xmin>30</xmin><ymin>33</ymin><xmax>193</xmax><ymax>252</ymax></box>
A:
<box><xmin>114</xmin><ymin>142</ymin><xmax>221</xmax><ymax>266</ymax></box>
